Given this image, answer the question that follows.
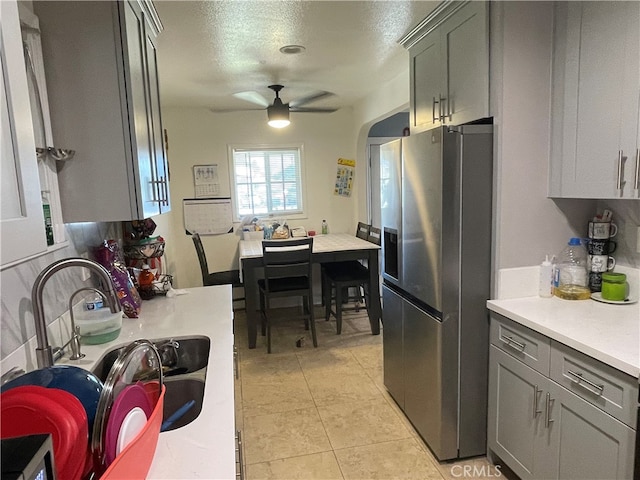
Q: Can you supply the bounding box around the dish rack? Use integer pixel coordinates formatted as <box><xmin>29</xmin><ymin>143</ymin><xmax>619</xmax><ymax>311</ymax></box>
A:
<box><xmin>91</xmin><ymin>340</ymin><xmax>165</xmax><ymax>479</ymax></box>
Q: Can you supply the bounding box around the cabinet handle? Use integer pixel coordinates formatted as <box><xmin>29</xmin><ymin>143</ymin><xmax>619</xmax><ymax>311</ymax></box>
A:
<box><xmin>432</xmin><ymin>97</ymin><xmax>439</xmax><ymax>123</ymax></box>
<box><xmin>532</xmin><ymin>384</ymin><xmax>542</xmax><ymax>418</ymax></box>
<box><xmin>500</xmin><ymin>334</ymin><xmax>526</xmax><ymax>352</ymax></box>
<box><xmin>233</xmin><ymin>345</ymin><xmax>239</xmax><ymax>380</ymax></box>
<box><xmin>439</xmin><ymin>94</ymin><xmax>446</xmax><ymax>121</ymax></box>
<box><xmin>236</xmin><ymin>429</ymin><xmax>245</xmax><ymax>480</ymax></box>
<box><xmin>566</xmin><ymin>370</ymin><xmax>604</xmax><ymax>395</ymax></box>
<box><xmin>544</xmin><ymin>392</ymin><xmax>554</xmax><ymax>428</ymax></box>
<box><xmin>160</xmin><ymin>176</ymin><xmax>169</xmax><ymax>206</ymax></box>
<box><xmin>616</xmin><ymin>150</ymin><xmax>625</xmax><ymax>196</ymax></box>
<box><xmin>634</xmin><ymin>148</ymin><xmax>639</xmax><ymax>197</ymax></box>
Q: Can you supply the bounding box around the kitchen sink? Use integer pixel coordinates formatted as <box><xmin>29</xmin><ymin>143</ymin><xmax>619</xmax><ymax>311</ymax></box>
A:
<box><xmin>91</xmin><ymin>336</ymin><xmax>210</xmax><ymax>431</ymax></box>
<box><xmin>92</xmin><ymin>336</ymin><xmax>210</xmax><ymax>381</ymax></box>
<box><xmin>161</xmin><ymin>378</ymin><xmax>205</xmax><ymax>431</ymax></box>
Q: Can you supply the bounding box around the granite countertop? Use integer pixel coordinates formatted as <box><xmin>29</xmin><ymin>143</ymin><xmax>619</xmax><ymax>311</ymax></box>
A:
<box><xmin>59</xmin><ymin>286</ymin><xmax>236</xmax><ymax>479</ymax></box>
<box><xmin>487</xmin><ymin>295</ymin><xmax>640</xmax><ymax>378</ymax></box>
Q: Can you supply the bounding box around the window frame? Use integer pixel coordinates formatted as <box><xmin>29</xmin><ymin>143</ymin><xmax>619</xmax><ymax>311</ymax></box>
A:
<box><xmin>227</xmin><ymin>143</ymin><xmax>308</xmax><ymax>222</ymax></box>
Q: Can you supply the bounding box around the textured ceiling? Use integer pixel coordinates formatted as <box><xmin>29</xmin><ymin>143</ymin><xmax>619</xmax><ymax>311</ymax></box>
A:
<box><xmin>154</xmin><ymin>1</ymin><xmax>439</xmax><ymax>111</ymax></box>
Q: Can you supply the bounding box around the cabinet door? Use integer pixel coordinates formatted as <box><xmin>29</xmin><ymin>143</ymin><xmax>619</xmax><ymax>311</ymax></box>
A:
<box><xmin>144</xmin><ymin>31</ymin><xmax>170</xmax><ymax>213</ymax></box>
<box><xmin>0</xmin><ymin>0</ymin><xmax>47</xmax><ymax>267</ymax></box>
<box><xmin>440</xmin><ymin>1</ymin><xmax>489</xmax><ymax>125</ymax></box>
<box><xmin>382</xmin><ymin>285</ymin><xmax>404</xmax><ymax>408</ymax></box>
<box><xmin>410</xmin><ymin>30</ymin><xmax>442</xmax><ymax>133</ymax></box>
<box><xmin>488</xmin><ymin>346</ymin><xmax>547</xmax><ymax>480</ymax></box>
<box><xmin>542</xmin><ymin>381</ymin><xmax>636</xmax><ymax>480</ymax></box>
<box><xmin>121</xmin><ymin>1</ymin><xmax>159</xmax><ymax>219</ymax></box>
<box><xmin>551</xmin><ymin>1</ymin><xmax>640</xmax><ymax>199</ymax></box>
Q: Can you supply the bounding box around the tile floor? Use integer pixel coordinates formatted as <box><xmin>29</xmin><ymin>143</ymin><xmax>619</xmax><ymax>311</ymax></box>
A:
<box><xmin>234</xmin><ymin>306</ymin><xmax>514</xmax><ymax>480</ymax></box>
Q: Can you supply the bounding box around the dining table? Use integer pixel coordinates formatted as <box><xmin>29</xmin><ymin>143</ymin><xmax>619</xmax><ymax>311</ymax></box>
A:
<box><xmin>239</xmin><ymin>233</ymin><xmax>382</xmax><ymax>348</ymax></box>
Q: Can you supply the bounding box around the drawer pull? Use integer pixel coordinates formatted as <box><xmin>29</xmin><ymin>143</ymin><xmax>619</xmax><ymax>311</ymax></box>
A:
<box><xmin>236</xmin><ymin>429</ymin><xmax>245</xmax><ymax>480</ymax></box>
<box><xmin>567</xmin><ymin>370</ymin><xmax>604</xmax><ymax>395</ymax></box>
<box><xmin>545</xmin><ymin>392</ymin><xmax>554</xmax><ymax>428</ymax></box>
<box><xmin>500</xmin><ymin>335</ymin><xmax>526</xmax><ymax>352</ymax></box>
<box><xmin>532</xmin><ymin>385</ymin><xmax>542</xmax><ymax>418</ymax></box>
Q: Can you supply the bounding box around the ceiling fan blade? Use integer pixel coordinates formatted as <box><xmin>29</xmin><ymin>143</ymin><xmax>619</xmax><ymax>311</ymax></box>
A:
<box><xmin>289</xmin><ymin>91</ymin><xmax>334</xmax><ymax>108</ymax></box>
<box><xmin>232</xmin><ymin>91</ymin><xmax>270</xmax><ymax>108</ymax></box>
<box><xmin>209</xmin><ymin>107</ymin><xmax>266</xmax><ymax>113</ymax></box>
<box><xmin>290</xmin><ymin>106</ymin><xmax>338</xmax><ymax>113</ymax></box>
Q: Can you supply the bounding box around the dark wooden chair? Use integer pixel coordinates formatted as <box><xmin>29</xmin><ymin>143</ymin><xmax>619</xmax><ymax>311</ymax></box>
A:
<box><xmin>258</xmin><ymin>237</ymin><xmax>317</xmax><ymax>353</ymax></box>
<box><xmin>191</xmin><ymin>233</ymin><xmax>243</xmax><ymax>294</ymax></box>
<box><xmin>322</xmin><ymin>225</ymin><xmax>381</xmax><ymax>334</ymax></box>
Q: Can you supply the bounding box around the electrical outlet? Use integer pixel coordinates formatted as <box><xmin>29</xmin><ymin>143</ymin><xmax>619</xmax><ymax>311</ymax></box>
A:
<box><xmin>80</xmin><ymin>252</ymin><xmax>91</xmax><ymax>281</ymax></box>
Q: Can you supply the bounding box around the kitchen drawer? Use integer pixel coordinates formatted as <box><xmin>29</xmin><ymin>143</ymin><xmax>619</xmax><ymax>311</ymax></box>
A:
<box><xmin>550</xmin><ymin>341</ymin><xmax>638</xmax><ymax>428</ymax></box>
<box><xmin>490</xmin><ymin>314</ymin><xmax>551</xmax><ymax>375</ymax></box>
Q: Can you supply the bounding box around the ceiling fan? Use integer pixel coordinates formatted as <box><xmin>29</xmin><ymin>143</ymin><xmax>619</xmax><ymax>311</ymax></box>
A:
<box><xmin>222</xmin><ymin>85</ymin><xmax>337</xmax><ymax>128</ymax></box>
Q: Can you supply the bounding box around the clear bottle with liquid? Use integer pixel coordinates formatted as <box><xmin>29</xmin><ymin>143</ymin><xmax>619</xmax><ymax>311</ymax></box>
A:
<box><xmin>553</xmin><ymin>238</ymin><xmax>590</xmax><ymax>300</ymax></box>
<box><xmin>321</xmin><ymin>219</ymin><xmax>328</xmax><ymax>235</ymax></box>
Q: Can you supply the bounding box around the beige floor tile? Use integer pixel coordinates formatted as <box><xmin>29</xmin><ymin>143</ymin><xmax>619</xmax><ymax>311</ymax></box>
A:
<box><xmin>297</xmin><ymin>348</ymin><xmax>364</xmax><ymax>375</ymax></box>
<box><xmin>335</xmin><ymin>438</ymin><xmax>444</xmax><ymax>480</ymax></box>
<box><xmin>242</xmin><ymin>376</ymin><xmax>315</xmax><ymax>417</ymax></box>
<box><xmin>240</xmin><ymin>352</ymin><xmax>303</xmax><ymax>380</ymax></box>
<box><xmin>304</xmin><ymin>370</ymin><xmax>382</xmax><ymax>407</ymax></box>
<box><xmin>246</xmin><ymin>451</ymin><xmax>344</xmax><ymax>480</ymax></box>
<box><xmin>243</xmin><ymin>407</ymin><xmax>332</xmax><ymax>464</ymax></box>
<box><xmin>318</xmin><ymin>397</ymin><xmax>413</xmax><ymax>450</ymax></box>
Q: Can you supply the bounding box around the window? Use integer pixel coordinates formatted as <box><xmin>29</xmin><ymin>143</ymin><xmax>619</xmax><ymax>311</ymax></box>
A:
<box><xmin>230</xmin><ymin>146</ymin><xmax>305</xmax><ymax>219</ymax></box>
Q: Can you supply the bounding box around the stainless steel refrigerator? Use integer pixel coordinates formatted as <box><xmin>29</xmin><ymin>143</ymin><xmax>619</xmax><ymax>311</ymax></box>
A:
<box><xmin>381</xmin><ymin>124</ymin><xmax>493</xmax><ymax>461</ymax></box>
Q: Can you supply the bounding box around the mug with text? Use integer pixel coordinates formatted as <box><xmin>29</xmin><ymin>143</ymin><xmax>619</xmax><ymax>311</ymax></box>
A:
<box><xmin>588</xmin><ymin>254</ymin><xmax>615</xmax><ymax>273</ymax></box>
<box><xmin>588</xmin><ymin>221</ymin><xmax>618</xmax><ymax>239</ymax></box>
<box><xmin>587</xmin><ymin>238</ymin><xmax>617</xmax><ymax>255</ymax></box>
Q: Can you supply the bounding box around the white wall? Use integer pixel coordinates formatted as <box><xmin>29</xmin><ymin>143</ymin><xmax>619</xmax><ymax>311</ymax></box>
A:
<box><xmin>161</xmin><ymin>108</ymin><xmax>357</xmax><ymax>288</ymax></box>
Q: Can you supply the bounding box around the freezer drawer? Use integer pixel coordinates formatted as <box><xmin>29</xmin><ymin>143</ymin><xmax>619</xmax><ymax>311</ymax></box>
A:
<box><xmin>382</xmin><ymin>285</ymin><xmax>404</xmax><ymax>407</ymax></box>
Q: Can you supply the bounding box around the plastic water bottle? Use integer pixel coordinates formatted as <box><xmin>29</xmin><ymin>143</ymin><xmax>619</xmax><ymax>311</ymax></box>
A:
<box><xmin>321</xmin><ymin>219</ymin><xmax>328</xmax><ymax>235</ymax></box>
<box><xmin>553</xmin><ymin>238</ymin><xmax>590</xmax><ymax>300</ymax></box>
<box><xmin>538</xmin><ymin>255</ymin><xmax>554</xmax><ymax>298</ymax></box>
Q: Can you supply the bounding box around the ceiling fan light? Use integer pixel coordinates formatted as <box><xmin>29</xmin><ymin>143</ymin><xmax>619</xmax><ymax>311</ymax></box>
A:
<box><xmin>267</xmin><ymin>104</ymin><xmax>290</xmax><ymax>128</ymax></box>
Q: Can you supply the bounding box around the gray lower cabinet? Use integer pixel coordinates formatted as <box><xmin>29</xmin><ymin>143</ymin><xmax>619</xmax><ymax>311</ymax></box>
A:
<box><xmin>488</xmin><ymin>315</ymin><xmax>636</xmax><ymax>480</ymax></box>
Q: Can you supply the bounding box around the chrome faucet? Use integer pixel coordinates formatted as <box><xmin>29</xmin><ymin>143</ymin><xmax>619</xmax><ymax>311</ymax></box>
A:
<box><xmin>31</xmin><ymin>257</ymin><xmax>121</xmax><ymax>368</ymax></box>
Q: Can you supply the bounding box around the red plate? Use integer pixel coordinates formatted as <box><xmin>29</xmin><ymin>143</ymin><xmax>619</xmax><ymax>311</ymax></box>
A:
<box><xmin>1</xmin><ymin>385</ymin><xmax>87</xmax><ymax>480</ymax></box>
<box><xmin>104</xmin><ymin>382</ymin><xmax>153</xmax><ymax>465</ymax></box>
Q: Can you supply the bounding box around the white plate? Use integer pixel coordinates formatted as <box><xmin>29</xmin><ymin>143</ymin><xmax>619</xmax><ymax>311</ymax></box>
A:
<box><xmin>590</xmin><ymin>292</ymin><xmax>638</xmax><ymax>305</ymax></box>
<box><xmin>116</xmin><ymin>407</ymin><xmax>148</xmax><ymax>455</ymax></box>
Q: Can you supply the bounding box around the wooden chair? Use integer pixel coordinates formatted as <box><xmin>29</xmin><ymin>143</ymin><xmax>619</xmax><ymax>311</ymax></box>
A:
<box><xmin>322</xmin><ymin>225</ymin><xmax>381</xmax><ymax>334</ymax></box>
<box><xmin>191</xmin><ymin>233</ymin><xmax>243</xmax><ymax>294</ymax></box>
<box><xmin>258</xmin><ymin>237</ymin><xmax>317</xmax><ymax>353</ymax></box>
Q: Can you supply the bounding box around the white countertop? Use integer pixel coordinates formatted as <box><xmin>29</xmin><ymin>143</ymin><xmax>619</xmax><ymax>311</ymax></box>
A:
<box><xmin>487</xmin><ymin>296</ymin><xmax>640</xmax><ymax>378</ymax></box>
<box><xmin>61</xmin><ymin>286</ymin><xmax>236</xmax><ymax>479</ymax></box>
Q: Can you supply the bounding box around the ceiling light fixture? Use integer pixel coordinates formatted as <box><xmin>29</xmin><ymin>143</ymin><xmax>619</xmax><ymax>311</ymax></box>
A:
<box><xmin>267</xmin><ymin>85</ymin><xmax>291</xmax><ymax>128</ymax></box>
<box><xmin>279</xmin><ymin>45</ymin><xmax>306</xmax><ymax>55</ymax></box>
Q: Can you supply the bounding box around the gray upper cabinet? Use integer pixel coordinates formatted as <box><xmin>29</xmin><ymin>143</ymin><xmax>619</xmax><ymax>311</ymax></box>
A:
<box><xmin>1</xmin><ymin>0</ymin><xmax>48</xmax><ymax>268</ymax></box>
<box><xmin>549</xmin><ymin>1</ymin><xmax>640</xmax><ymax>199</ymax></box>
<box><xmin>35</xmin><ymin>0</ymin><xmax>170</xmax><ymax>222</ymax></box>
<box><xmin>401</xmin><ymin>1</ymin><xmax>489</xmax><ymax>133</ymax></box>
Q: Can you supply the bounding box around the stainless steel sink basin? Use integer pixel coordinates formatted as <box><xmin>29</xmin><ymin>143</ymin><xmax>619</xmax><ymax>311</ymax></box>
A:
<box><xmin>92</xmin><ymin>336</ymin><xmax>210</xmax><ymax>381</ymax></box>
<box><xmin>91</xmin><ymin>336</ymin><xmax>210</xmax><ymax>431</ymax></box>
<box><xmin>162</xmin><ymin>378</ymin><xmax>205</xmax><ymax>431</ymax></box>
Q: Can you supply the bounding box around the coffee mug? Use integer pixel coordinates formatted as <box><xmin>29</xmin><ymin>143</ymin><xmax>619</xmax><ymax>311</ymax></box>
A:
<box><xmin>601</xmin><ymin>272</ymin><xmax>629</xmax><ymax>301</ymax></box>
<box><xmin>588</xmin><ymin>221</ymin><xmax>618</xmax><ymax>239</ymax></box>
<box><xmin>588</xmin><ymin>271</ymin><xmax>602</xmax><ymax>292</ymax></box>
<box><xmin>589</xmin><ymin>254</ymin><xmax>615</xmax><ymax>273</ymax></box>
<box><xmin>587</xmin><ymin>238</ymin><xmax>617</xmax><ymax>255</ymax></box>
